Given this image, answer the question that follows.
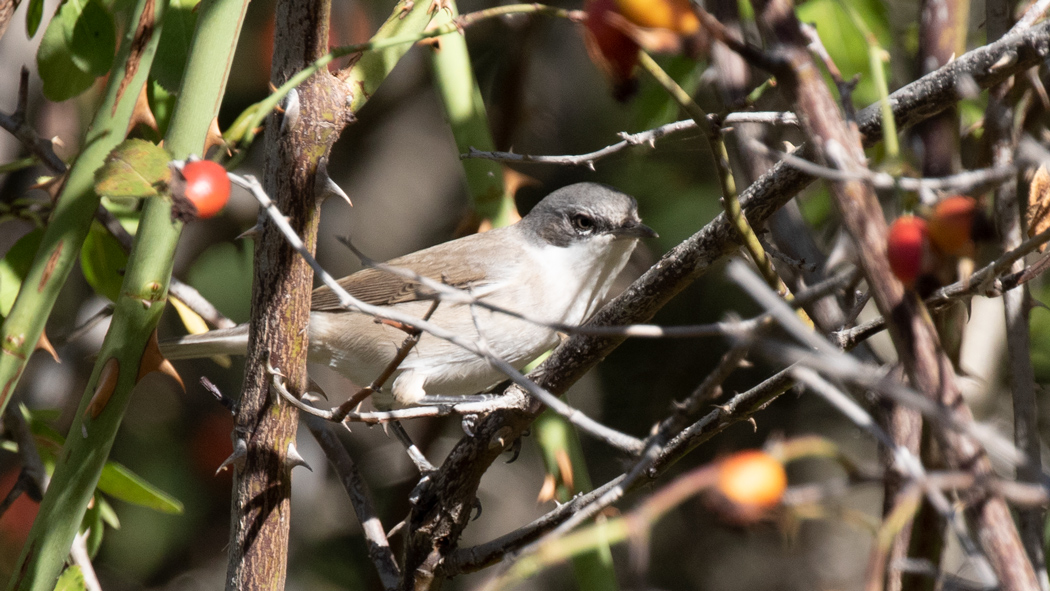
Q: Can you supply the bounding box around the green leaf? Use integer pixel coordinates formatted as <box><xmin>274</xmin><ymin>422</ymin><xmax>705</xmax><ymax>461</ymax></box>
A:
<box><xmin>53</xmin><ymin>565</ymin><xmax>88</xmax><ymax>591</ymax></box>
<box><xmin>26</xmin><ymin>0</ymin><xmax>44</xmax><ymax>37</ymax></box>
<box><xmin>96</xmin><ymin>495</ymin><xmax>120</xmax><ymax>529</ymax></box>
<box><xmin>80</xmin><ymin>221</ymin><xmax>128</xmax><ymax>302</ymax></box>
<box><xmin>36</xmin><ymin>0</ymin><xmax>117</xmax><ymax>101</ymax></box>
<box><xmin>94</xmin><ymin>139</ymin><xmax>172</xmax><ymax>198</ymax></box>
<box><xmin>151</xmin><ymin>0</ymin><xmax>200</xmax><ymax>92</ymax></box>
<box><xmin>0</xmin><ymin>228</ymin><xmax>44</xmax><ymax>317</ymax></box>
<box><xmin>97</xmin><ymin>461</ymin><xmax>184</xmax><ymax>514</ymax></box>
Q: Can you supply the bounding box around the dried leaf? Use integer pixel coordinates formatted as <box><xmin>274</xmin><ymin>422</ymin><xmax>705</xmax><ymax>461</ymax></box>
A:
<box><xmin>537</xmin><ymin>473</ymin><xmax>557</xmax><ymax>504</ymax></box>
<box><xmin>555</xmin><ymin>448</ymin><xmax>575</xmax><ymax>493</ymax></box>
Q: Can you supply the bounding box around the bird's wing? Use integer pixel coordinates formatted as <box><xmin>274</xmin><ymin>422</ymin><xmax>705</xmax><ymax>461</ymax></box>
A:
<box><xmin>310</xmin><ymin>235</ymin><xmax>498</xmax><ymax>312</ymax></box>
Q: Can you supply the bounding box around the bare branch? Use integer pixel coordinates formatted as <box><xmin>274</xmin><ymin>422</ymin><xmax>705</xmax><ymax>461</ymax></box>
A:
<box><xmin>462</xmin><ymin>113</ymin><xmax>798</xmax><ymax>167</ymax></box>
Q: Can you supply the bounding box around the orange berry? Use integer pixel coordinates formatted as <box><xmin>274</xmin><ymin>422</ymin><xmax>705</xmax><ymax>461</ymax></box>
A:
<box><xmin>716</xmin><ymin>451</ymin><xmax>787</xmax><ymax>509</ymax></box>
<box><xmin>614</xmin><ymin>0</ymin><xmax>700</xmax><ymax>34</ymax></box>
<box><xmin>886</xmin><ymin>215</ymin><xmax>929</xmax><ymax>287</ymax></box>
<box><xmin>927</xmin><ymin>195</ymin><xmax>977</xmax><ymax>257</ymax></box>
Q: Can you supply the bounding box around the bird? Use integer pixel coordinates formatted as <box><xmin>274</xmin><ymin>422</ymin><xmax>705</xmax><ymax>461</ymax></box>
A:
<box><xmin>162</xmin><ymin>182</ymin><xmax>657</xmax><ymax>408</ymax></box>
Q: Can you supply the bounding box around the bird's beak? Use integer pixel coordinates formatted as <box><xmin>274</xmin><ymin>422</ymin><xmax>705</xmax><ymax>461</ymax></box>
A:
<box><xmin>612</xmin><ymin>221</ymin><xmax>658</xmax><ymax>239</ymax></box>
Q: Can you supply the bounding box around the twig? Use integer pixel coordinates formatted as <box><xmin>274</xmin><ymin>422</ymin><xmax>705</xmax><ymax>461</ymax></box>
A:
<box><xmin>637</xmin><ymin>51</ymin><xmax>795</xmax><ymax>303</ymax></box>
<box><xmin>746</xmin><ymin>138</ymin><xmax>1016</xmax><ymax>193</ymax></box>
<box><xmin>304</xmin><ymin>414</ymin><xmax>401</xmax><ymax>589</ymax></box>
<box><xmin>728</xmin><ymin>260</ymin><xmax>1027</xmax><ymax>467</ymax></box>
<box><xmin>984</xmin><ymin>14</ymin><xmax>1049</xmax><ymax>586</ymax></box>
<box><xmin>461</xmin><ymin>113</ymin><xmax>799</xmax><ymax>167</ymax></box>
<box><xmin>516</xmin><ymin>342</ymin><xmax>752</xmax><ymax>551</ymax></box>
<box><xmin>728</xmin><ymin>263</ymin><xmax>997</xmax><ymax>583</ymax></box>
<box><xmin>0</xmin><ymin>68</ymin><xmax>68</xmax><ymax>174</ymax></box>
<box><xmin>70</xmin><ymin>532</ymin><xmax>102</xmax><ymax>591</ymax></box>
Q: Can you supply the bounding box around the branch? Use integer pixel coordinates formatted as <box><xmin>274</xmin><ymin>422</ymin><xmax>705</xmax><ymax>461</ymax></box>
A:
<box><xmin>461</xmin><ymin>112</ymin><xmax>799</xmax><ymax>168</ymax></box>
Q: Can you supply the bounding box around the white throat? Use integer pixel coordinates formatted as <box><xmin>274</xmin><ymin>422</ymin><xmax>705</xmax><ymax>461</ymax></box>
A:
<box><xmin>528</xmin><ymin>234</ymin><xmax>638</xmax><ymax>326</ymax></box>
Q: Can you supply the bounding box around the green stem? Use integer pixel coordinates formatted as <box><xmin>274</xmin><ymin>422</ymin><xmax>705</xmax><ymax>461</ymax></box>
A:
<box><xmin>427</xmin><ymin>0</ymin><xmax>510</xmax><ymax>224</ymax></box>
<box><xmin>7</xmin><ymin>0</ymin><xmax>250</xmax><ymax>585</ymax></box>
<box><xmin>0</xmin><ymin>0</ymin><xmax>167</xmax><ymax>419</ymax></box>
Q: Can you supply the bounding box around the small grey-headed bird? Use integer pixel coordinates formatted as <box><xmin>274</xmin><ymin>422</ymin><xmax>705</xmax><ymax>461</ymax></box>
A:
<box><xmin>162</xmin><ymin>182</ymin><xmax>656</xmax><ymax>408</ymax></box>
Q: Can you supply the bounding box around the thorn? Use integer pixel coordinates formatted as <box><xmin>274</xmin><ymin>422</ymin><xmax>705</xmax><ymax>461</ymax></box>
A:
<box><xmin>307</xmin><ymin>377</ymin><xmax>329</xmax><ymax>400</ymax></box>
<box><xmin>280</xmin><ymin>88</ymin><xmax>300</xmax><ymax>134</ymax></box>
<box><xmin>86</xmin><ymin>358</ymin><xmax>120</xmax><ymax>419</ymax></box>
<box><xmin>203</xmin><ymin>117</ymin><xmax>226</xmax><ymax>157</ymax></box>
<box><xmin>747</xmin><ymin>417</ymin><xmax>758</xmax><ymax>432</ymax></box>
<box><xmin>217</xmin><ymin>436</ymin><xmax>248</xmax><ymax>474</ymax></box>
<box><xmin>471</xmin><ymin>497</ymin><xmax>483</xmax><ymax>521</ymax></box>
<box><xmin>126</xmin><ymin>84</ymin><xmax>159</xmax><ymax>137</ymax></box>
<box><xmin>138</xmin><ymin>329</ymin><xmax>185</xmax><ymax>391</ymax></box>
<box><xmin>989</xmin><ymin>51</ymin><xmax>1017</xmax><ymax>73</ymax></box>
<box><xmin>236</xmin><ymin>223</ymin><xmax>263</xmax><ymax>241</ymax></box>
<box><xmin>36</xmin><ymin>330</ymin><xmax>59</xmax><ymax>363</ymax></box>
<box><xmin>386</xmin><ymin>520</ymin><xmax>406</xmax><ymax>539</ymax></box>
<box><xmin>315</xmin><ymin>157</ymin><xmax>351</xmax><ymax>206</ymax></box>
<box><xmin>286</xmin><ymin>442</ymin><xmax>312</xmax><ymax>472</ymax></box>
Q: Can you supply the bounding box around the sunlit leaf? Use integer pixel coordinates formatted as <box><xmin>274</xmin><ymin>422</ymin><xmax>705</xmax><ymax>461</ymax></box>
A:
<box><xmin>97</xmin><ymin>461</ymin><xmax>184</xmax><ymax>514</ymax></box>
<box><xmin>94</xmin><ymin>139</ymin><xmax>172</xmax><ymax>198</ymax></box>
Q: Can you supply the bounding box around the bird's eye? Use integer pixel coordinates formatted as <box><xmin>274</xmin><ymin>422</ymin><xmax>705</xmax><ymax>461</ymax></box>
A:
<box><xmin>571</xmin><ymin>213</ymin><xmax>595</xmax><ymax>233</ymax></box>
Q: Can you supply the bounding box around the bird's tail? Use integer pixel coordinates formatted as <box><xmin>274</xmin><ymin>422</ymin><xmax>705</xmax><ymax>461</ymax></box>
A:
<box><xmin>160</xmin><ymin>325</ymin><xmax>250</xmax><ymax>360</ymax></box>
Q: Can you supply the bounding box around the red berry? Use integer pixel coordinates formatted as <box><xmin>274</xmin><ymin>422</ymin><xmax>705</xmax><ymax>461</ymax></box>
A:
<box><xmin>181</xmin><ymin>160</ymin><xmax>230</xmax><ymax>219</ymax></box>
<box><xmin>887</xmin><ymin>215</ymin><xmax>929</xmax><ymax>287</ymax></box>
<box><xmin>927</xmin><ymin>195</ymin><xmax>976</xmax><ymax>257</ymax></box>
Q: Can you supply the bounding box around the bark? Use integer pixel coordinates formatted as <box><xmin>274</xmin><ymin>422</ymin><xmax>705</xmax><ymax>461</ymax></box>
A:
<box><xmin>225</xmin><ymin>0</ymin><xmax>353</xmax><ymax>588</ymax></box>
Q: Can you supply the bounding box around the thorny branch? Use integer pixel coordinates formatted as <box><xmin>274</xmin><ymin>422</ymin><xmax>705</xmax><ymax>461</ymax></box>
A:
<box><xmin>462</xmin><ymin>112</ymin><xmax>799</xmax><ymax>168</ymax></box>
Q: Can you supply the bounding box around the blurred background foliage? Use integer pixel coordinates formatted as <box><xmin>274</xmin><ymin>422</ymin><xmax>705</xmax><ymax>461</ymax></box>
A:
<box><xmin>0</xmin><ymin>0</ymin><xmax>1045</xmax><ymax>589</ymax></box>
